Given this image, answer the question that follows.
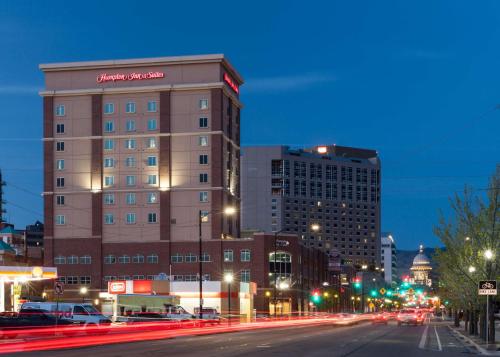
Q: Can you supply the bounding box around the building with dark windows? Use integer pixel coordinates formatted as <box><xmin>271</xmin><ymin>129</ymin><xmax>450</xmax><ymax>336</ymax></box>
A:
<box><xmin>40</xmin><ymin>55</ymin><xmax>243</xmax><ymax>298</ymax></box>
<box><xmin>241</xmin><ymin>145</ymin><xmax>381</xmax><ymax>268</ymax></box>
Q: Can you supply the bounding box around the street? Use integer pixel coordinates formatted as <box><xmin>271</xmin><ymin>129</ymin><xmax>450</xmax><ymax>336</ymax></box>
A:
<box><xmin>15</xmin><ymin>320</ymin><xmax>476</xmax><ymax>357</ymax></box>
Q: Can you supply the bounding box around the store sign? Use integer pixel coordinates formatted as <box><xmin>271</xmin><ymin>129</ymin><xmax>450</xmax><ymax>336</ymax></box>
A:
<box><xmin>97</xmin><ymin>71</ymin><xmax>165</xmax><ymax>83</ymax></box>
<box><xmin>478</xmin><ymin>280</ymin><xmax>497</xmax><ymax>295</ymax></box>
<box><xmin>223</xmin><ymin>73</ymin><xmax>239</xmax><ymax>94</ymax></box>
<box><xmin>108</xmin><ymin>281</ymin><xmax>126</xmax><ymax>294</ymax></box>
<box><xmin>275</xmin><ymin>239</ymin><xmax>289</xmax><ymax>247</ymax></box>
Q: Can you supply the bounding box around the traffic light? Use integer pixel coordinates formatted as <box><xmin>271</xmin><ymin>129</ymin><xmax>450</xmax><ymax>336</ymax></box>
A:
<box><xmin>370</xmin><ymin>290</ymin><xmax>378</xmax><ymax>297</ymax></box>
<box><xmin>353</xmin><ymin>277</ymin><xmax>362</xmax><ymax>289</ymax></box>
<box><xmin>386</xmin><ymin>290</ymin><xmax>393</xmax><ymax>297</ymax></box>
<box><xmin>311</xmin><ymin>290</ymin><xmax>321</xmax><ymax>304</ymax></box>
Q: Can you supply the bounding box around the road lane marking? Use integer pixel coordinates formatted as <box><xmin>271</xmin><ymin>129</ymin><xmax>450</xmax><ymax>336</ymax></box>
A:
<box><xmin>418</xmin><ymin>325</ymin><xmax>429</xmax><ymax>349</ymax></box>
<box><xmin>434</xmin><ymin>326</ymin><xmax>442</xmax><ymax>351</ymax></box>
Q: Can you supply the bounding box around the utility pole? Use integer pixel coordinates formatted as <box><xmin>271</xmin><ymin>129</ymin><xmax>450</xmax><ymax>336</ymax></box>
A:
<box><xmin>0</xmin><ymin>170</ymin><xmax>6</xmax><ymax>223</ymax></box>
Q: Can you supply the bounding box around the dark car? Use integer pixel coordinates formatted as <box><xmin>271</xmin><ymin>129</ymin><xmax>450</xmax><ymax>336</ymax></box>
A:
<box><xmin>0</xmin><ymin>308</ymin><xmax>82</xmax><ymax>339</ymax></box>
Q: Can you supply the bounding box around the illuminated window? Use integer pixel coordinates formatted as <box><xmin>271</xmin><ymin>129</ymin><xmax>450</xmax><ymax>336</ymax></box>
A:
<box><xmin>240</xmin><ymin>270</ymin><xmax>250</xmax><ymax>283</ymax></box>
<box><xmin>199</xmin><ymin>136</ymin><xmax>208</xmax><ymax>146</ymax></box>
<box><xmin>126</xmin><ymin>213</ymin><xmax>136</xmax><ymax>224</ymax></box>
<box><xmin>55</xmin><ymin>215</ymin><xmax>66</xmax><ymax>225</ymax></box>
<box><xmin>55</xmin><ymin>105</ymin><xmax>65</xmax><ymax>116</ymax></box>
<box><xmin>126</xmin><ymin>193</ymin><xmax>136</xmax><ymax>205</ymax></box>
<box><xmin>199</xmin><ymin>191</ymin><xmax>209</xmax><ymax>202</ymax></box>
<box><xmin>199</xmin><ymin>99</ymin><xmax>208</xmax><ymax>110</ymax></box>
<box><xmin>104</xmin><ymin>139</ymin><xmax>114</xmax><ymax>150</ymax></box>
<box><xmin>104</xmin><ymin>193</ymin><xmax>115</xmax><ymax>205</ymax></box>
<box><xmin>125</xmin><ymin>101</ymin><xmax>136</xmax><ymax>113</ymax></box>
<box><xmin>145</xmin><ymin>137</ymin><xmax>156</xmax><ymax>148</ymax></box>
<box><xmin>104</xmin><ymin>175</ymin><xmax>115</xmax><ymax>186</ymax></box>
<box><xmin>147</xmin><ymin>192</ymin><xmax>157</xmax><ymax>204</ymax></box>
<box><xmin>125</xmin><ymin>139</ymin><xmax>136</xmax><ymax>149</ymax></box>
<box><xmin>104</xmin><ymin>103</ymin><xmax>114</xmax><ymax>114</ymax></box>
<box><xmin>200</xmin><ymin>210</ymin><xmax>209</xmax><ymax>222</ymax></box>
<box><xmin>240</xmin><ymin>249</ymin><xmax>251</xmax><ymax>262</ymax></box>
<box><xmin>147</xmin><ymin>101</ymin><xmax>157</xmax><ymax>112</ymax></box>
<box><xmin>223</xmin><ymin>249</ymin><xmax>233</xmax><ymax>262</ymax></box>
<box><xmin>147</xmin><ymin>175</ymin><xmax>157</xmax><ymax>185</ymax></box>
<box><xmin>56</xmin><ymin>159</ymin><xmax>64</xmax><ymax>170</ymax></box>
<box><xmin>104</xmin><ymin>213</ymin><xmax>114</xmax><ymax>224</ymax></box>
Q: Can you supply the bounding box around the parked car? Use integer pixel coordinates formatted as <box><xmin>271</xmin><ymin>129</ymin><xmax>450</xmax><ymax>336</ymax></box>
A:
<box><xmin>0</xmin><ymin>308</ymin><xmax>82</xmax><ymax>339</ymax></box>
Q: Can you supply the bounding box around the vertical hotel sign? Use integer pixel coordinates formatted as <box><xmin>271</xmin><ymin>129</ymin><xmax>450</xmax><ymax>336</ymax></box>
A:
<box><xmin>97</xmin><ymin>71</ymin><xmax>165</xmax><ymax>83</ymax></box>
<box><xmin>224</xmin><ymin>73</ymin><xmax>239</xmax><ymax>94</ymax></box>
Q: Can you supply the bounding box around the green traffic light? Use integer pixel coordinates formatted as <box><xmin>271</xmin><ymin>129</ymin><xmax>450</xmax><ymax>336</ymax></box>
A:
<box><xmin>354</xmin><ymin>282</ymin><xmax>361</xmax><ymax>289</ymax></box>
<box><xmin>370</xmin><ymin>290</ymin><xmax>377</xmax><ymax>297</ymax></box>
<box><xmin>386</xmin><ymin>290</ymin><xmax>393</xmax><ymax>297</ymax></box>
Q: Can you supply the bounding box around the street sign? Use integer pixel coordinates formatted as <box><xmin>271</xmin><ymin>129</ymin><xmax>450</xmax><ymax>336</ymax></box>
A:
<box><xmin>275</xmin><ymin>240</ymin><xmax>289</xmax><ymax>247</ymax></box>
<box><xmin>379</xmin><ymin>288</ymin><xmax>386</xmax><ymax>295</ymax></box>
<box><xmin>478</xmin><ymin>280</ymin><xmax>497</xmax><ymax>295</ymax></box>
<box><xmin>54</xmin><ymin>282</ymin><xmax>64</xmax><ymax>295</ymax></box>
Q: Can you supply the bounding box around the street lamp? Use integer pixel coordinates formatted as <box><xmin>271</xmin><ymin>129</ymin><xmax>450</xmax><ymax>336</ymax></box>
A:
<box><xmin>198</xmin><ymin>207</ymin><xmax>236</xmax><ymax>319</ymax></box>
<box><xmin>468</xmin><ymin>266</ymin><xmax>476</xmax><ymax>273</ymax></box>
<box><xmin>484</xmin><ymin>249</ymin><xmax>494</xmax><ymax>261</ymax></box>
<box><xmin>79</xmin><ymin>287</ymin><xmax>88</xmax><ymax>303</ymax></box>
<box><xmin>224</xmin><ymin>272</ymin><xmax>234</xmax><ymax>325</ymax></box>
<box><xmin>483</xmin><ymin>249</ymin><xmax>494</xmax><ymax>345</ymax></box>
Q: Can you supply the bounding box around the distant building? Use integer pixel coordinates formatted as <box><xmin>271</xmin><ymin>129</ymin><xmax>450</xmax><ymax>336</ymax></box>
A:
<box><xmin>241</xmin><ymin>145</ymin><xmax>381</xmax><ymax>267</ymax></box>
<box><xmin>380</xmin><ymin>233</ymin><xmax>396</xmax><ymax>285</ymax></box>
<box><xmin>410</xmin><ymin>245</ymin><xmax>432</xmax><ymax>287</ymax></box>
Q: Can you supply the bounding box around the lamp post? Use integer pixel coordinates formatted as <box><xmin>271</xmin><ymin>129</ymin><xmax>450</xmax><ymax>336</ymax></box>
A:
<box><xmin>484</xmin><ymin>249</ymin><xmax>494</xmax><ymax>345</ymax></box>
<box><xmin>224</xmin><ymin>272</ymin><xmax>233</xmax><ymax>326</ymax></box>
<box><xmin>79</xmin><ymin>287</ymin><xmax>88</xmax><ymax>303</ymax></box>
<box><xmin>198</xmin><ymin>207</ymin><xmax>236</xmax><ymax>320</ymax></box>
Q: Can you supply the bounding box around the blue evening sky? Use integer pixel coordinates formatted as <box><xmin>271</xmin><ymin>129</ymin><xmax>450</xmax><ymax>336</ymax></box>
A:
<box><xmin>1</xmin><ymin>0</ymin><xmax>499</xmax><ymax>250</ymax></box>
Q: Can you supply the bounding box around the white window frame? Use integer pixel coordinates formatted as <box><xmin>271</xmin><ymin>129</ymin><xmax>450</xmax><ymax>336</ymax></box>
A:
<box><xmin>126</xmin><ymin>101</ymin><xmax>136</xmax><ymax>113</ymax></box>
<box><xmin>55</xmin><ymin>215</ymin><xmax>66</xmax><ymax>225</ymax></box>
<box><xmin>199</xmin><ymin>99</ymin><xmax>209</xmax><ymax>110</ymax></box>
<box><xmin>147</xmin><ymin>192</ymin><xmax>157</xmax><ymax>204</ymax></box>
<box><xmin>199</xmin><ymin>136</ymin><xmax>209</xmax><ymax>146</ymax></box>
<box><xmin>56</xmin><ymin>159</ymin><xmax>64</xmax><ymax>170</ymax></box>
<box><xmin>126</xmin><ymin>193</ymin><xmax>136</xmax><ymax>205</ymax></box>
<box><xmin>147</xmin><ymin>118</ymin><xmax>157</xmax><ymax>131</ymax></box>
<box><xmin>148</xmin><ymin>213</ymin><xmax>157</xmax><ymax>223</ymax></box>
<box><xmin>55</xmin><ymin>105</ymin><xmax>65</xmax><ymax>117</ymax></box>
<box><xmin>147</xmin><ymin>100</ymin><xmax>157</xmax><ymax>112</ymax></box>
<box><xmin>147</xmin><ymin>156</ymin><xmax>157</xmax><ymax>167</ymax></box>
<box><xmin>104</xmin><ymin>213</ymin><xmax>115</xmax><ymax>225</ymax></box>
<box><xmin>104</xmin><ymin>103</ymin><xmax>114</xmax><ymax>114</ymax></box>
<box><xmin>199</xmin><ymin>191</ymin><xmax>209</xmax><ymax>202</ymax></box>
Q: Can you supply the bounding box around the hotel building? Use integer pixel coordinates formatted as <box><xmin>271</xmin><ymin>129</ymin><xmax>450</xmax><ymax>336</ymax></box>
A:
<box><xmin>40</xmin><ymin>54</ymin><xmax>243</xmax><ymax>292</ymax></box>
<box><xmin>241</xmin><ymin>145</ymin><xmax>381</xmax><ymax>268</ymax></box>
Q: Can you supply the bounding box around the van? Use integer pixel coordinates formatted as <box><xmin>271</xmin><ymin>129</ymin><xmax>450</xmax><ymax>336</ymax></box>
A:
<box><xmin>21</xmin><ymin>302</ymin><xmax>112</xmax><ymax>326</ymax></box>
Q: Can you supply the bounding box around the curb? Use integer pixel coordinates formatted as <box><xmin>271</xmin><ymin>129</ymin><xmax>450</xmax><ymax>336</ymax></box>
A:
<box><xmin>447</xmin><ymin>325</ymin><xmax>499</xmax><ymax>356</ymax></box>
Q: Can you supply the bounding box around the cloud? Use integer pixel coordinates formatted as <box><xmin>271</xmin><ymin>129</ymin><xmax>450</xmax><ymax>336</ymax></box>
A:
<box><xmin>244</xmin><ymin>73</ymin><xmax>336</xmax><ymax>93</ymax></box>
<box><xmin>0</xmin><ymin>85</ymin><xmax>40</xmax><ymax>95</ymax></box>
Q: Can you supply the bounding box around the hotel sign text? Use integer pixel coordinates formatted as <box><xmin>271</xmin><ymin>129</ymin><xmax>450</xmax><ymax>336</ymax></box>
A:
<box><xmin>97</xmin><ymin>71</ymin><xmax>165</xmax><ymax>83</ymax></box>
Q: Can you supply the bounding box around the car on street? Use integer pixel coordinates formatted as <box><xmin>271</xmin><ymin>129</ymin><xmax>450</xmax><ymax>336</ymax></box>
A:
<box><xmin>372</xmin><ymin>312</ymin><xmax>389</xmax><ymax>325</ymax></box>
<box><xmin>397</xmin><ymin>309</ymin><xmax>424</xmax><ymax>326</ymax></box>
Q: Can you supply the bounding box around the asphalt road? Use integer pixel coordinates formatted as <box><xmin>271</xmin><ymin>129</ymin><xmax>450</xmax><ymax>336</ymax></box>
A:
<box><xmin>14</xmin><ymin>320</ymin><xmax>477</xmax><ymax>357</ymax></box>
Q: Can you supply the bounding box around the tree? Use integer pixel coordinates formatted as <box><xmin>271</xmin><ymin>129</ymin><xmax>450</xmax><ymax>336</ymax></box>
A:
<box><xmin>434</xmin><ymin>166</ymin><xmax>499</xmax><ymax>341</ymax></box>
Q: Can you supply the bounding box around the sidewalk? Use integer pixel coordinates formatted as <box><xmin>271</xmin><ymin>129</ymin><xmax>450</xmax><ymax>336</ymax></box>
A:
<box><xmin>446</xmin><ymin>318</ymin><xmax>500</xmax><ymax>355</ymax></box>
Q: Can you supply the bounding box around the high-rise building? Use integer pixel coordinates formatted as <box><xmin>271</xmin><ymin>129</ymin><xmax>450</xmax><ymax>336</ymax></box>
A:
<box><xmin>380</xmin><ymin>232</ymin><xmax>396</xmax><ymax>285</ymax></box>
<box><xmin>40</xmin><ymin>54</ymin><xmax>243</xmax><ymax>291</ymax></box>
<box><xmin>241</xmin><ymin>145</ymin><xmax>381</xmax><ymax>267</ymax></box>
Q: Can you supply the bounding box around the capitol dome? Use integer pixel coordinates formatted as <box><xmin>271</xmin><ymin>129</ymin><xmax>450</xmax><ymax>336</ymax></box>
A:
<box><xmin>412</xmin><ymin>245</ymin><xmax>431</xmax><ymax>266</ymax></box>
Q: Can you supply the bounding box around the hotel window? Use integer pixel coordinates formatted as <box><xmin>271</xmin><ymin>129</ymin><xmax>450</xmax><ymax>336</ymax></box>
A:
<box><xmin>240</xmin><ymin>270</ymin><xmax>250</xmax><ymax>283</ymax></box>
<box><xmin>126</xmin><ymin>193</ymin><xmax>136</xmax><ymax>205</ymax></box>
<box><xmin>80</xmin><ymin>276</ymin><xmax>91</xmax><ymax>285</ymax></box>
<box><xmin>103</xmin><ymin>139</ymin><xmax>114</xmax><ymax>151</ymax></box>
<box><xmin>125</xmin><ymin>101</ymin><xmax>136</xmax><ymax>113</ymax></box>
<box><xmin>199</xmin><ymin>117</ymin><xmax>208</xmax><ymax>128</ymax></box>
<box><xmin>145</xmin><ymin>137</ymin><xmax>156</xmax><ymax>149</ymax></box>
<box><xmin>223</xmin><ymin>249</ymin><xmax>233</xmax><ymax>262</ymax></box>
<box><xmin>104</xmin><ymin>121</ymin><xmax>114</xmax><ymax>132</ymax></box>
<box><xmin>185</xmin><ymin>253</ymin><xmax>197</xmax><ymax>263</ymax></box>
<box><xmin>104</xmin><ymin>213</ymin><xmax>114</xmax><ymax>224</ymax></box>
<box><xmin>67</xmin><ymin>255</ymin><xmax>78</xmax><ymax>264</ymax></box>
<box><xmin>56</xmin><ymin>195</ymin><xmax>65</xmax><ymax>205</ymax></box>
<box><xmin>126</xmin><ymin>120</ymin><xmax>136</xmax><ymax>132</ymax></box>
<box><xmin>56</xmin><ymin>159</ymin><xmax>64</xmax><ymax>170</ymax></box>
<box><xmin>55</xmin><ymin>105</ymin><xmax>65</xmax><ymax>116</ymax></box>
<box><xmin>54</xmin><ymin>256</ymin><xmax>66</xmax><ymax>264</ymax></box>
<box><xmin>104</xmin><ymin>255</ymin><xmax>116</xmax><ymax>264</ymax></box>
<box><xmin>118</xmin><ymin>255</ymin><xmax>131</xmax><ymax>264</ymax></box>
<box><xmin>200</xmin><ymin>210</ymin><xmax>209</xmax><ymax>223</ymax></box>
<box><xmin>104</xmin><ymin>157</ymin><xmax>114</xmax><ymax>168</ymax></box>
<box><xmin>147</xmin><ymin>213</ymin><xmax>157</xmax><ymax>223</ymax></box>
<box><xmin>55</xmin><ymin>215</ymin><xmax>66</xmax><ymax>225</ymax></box>
<box><xmin>56</xmin><ymin>141</ymin><xmax>65</xmax><ymax>151</ymax></box>
<box><xmin>132</xmin><ymin>254</ymin><xmax>144</xmax><ymax>263</ymax></box>
<box><xmin>199</xmin><ymin>173</ymin><xmax>208</xmax><ymax>183</ymax></box>
<box><xmin>147</xmin><ymin>119</ymin><xmax>157</xmax><ymax>131</ymax></box>
<box><xmin>67</xmin><ymin>276</ymin><xmax>78</xmax><ymax>285</ymax></box>
<box><xmin>147</xmin><ymin>156</ymin><xmax>157</xmax><ymax>166</ymax></box>
<box><xmin>171</xmin><ymin>254</ymin><xmax>183</xmax><ymax>263</ymax></box>
<box><xmin>125</xmin><ymin>157</ymin><xmax>136</xmax><ymax>168</ymax></box>
<box><xmin>126</xmin><ymin>175</ymin><xmax>136</xmax><ymax>186</ymax></box>
<box><xmin>125</xmin><ymin>139</ymin><xmax>136</xmax><ymax>149</ymax></box>
<box><xmin>199</xmin><ymin>191</ymin><xmax>208</xmax><ymax>202</ymax></box>
<box><xmin>56</xmin><ymin>124</ymin><xmax>65</xmax><ymax>134</ymax></box>
<box><xmin>147</xmin><ymin>175</ymin><xmax>157</xmax><ymax>185</ymax></box>
<box><xmin>200</xmin><ymin>253</ymin><xmax>211</xmax><ymax>262</ymax></box>
<box><xmin>199</xmin><ymin>136</ymin><xmax>208</xmax><ymax>146</ymax></box>
<box><xmin>104</xmin><ymin>175</ymin><xmax>115</xmax><ymax>186</ymax></box>
<box><xmin>199</xmin><ymin>154</ymin><xmax>208</xmax><ymax>165</ymax></box>
<box><xmin>147</xmin><ymin>254</ymin><xmax>159</xmax><ymax>263</ymax></box>
<box><xmin>104</xmin><ymin>193</ymin><xmax>115</xmax><ymax>205</ymax></box>
<box><xmin>199</xmin><ymin>99</ymin><xmax>209</xmax><ymax>110</ymax></box>
<box><xmin>147</xmin><ymin>100</ymin><xmax>157</xmax><ymax>112</ymax></box>
<box><xmin>104</xmin><ymin>103</ymin><xmax>114</xmax><ymax>114</ymax></box>
<box><xmin>147</xmin><ymin>192</ymin><xmax>157</xmax><ymax>204</ymax></box>
<box><xmin>80</xmin><ymin>255</ymin><xmax>91</xmax><ymax>264</ymax></box>
<box><xmin>240</xmin><ymin>249</ymin><xmax>251</xmax><ymax>262</ymax></box>
<box><xmin>56</xmin><ymin>177</ymin><xmax>65</xmax><ymax>188</ymax></box>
